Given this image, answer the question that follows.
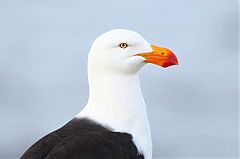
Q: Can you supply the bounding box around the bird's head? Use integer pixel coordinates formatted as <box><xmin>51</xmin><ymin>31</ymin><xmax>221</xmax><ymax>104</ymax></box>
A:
<box><xmin>88</xmin><ymin>29</ymin><xmax>178</xmax><ymax>75</ymax></box>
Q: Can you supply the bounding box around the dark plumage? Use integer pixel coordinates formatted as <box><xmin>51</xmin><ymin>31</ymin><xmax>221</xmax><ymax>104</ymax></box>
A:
<box><xmin>21</xmin><ymin>118</ymin><xmax>144</xmax><ymax>159</ymax></box>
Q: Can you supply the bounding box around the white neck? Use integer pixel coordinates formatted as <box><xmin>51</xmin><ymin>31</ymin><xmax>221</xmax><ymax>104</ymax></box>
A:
<box><xmin>77</xmin><ymin>68</ymin><xmax>152</xmax><ymax>159</ymax></box>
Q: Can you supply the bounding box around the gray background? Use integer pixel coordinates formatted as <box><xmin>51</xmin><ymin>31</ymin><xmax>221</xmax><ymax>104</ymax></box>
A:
<box><xmin>0</xmin><ymin>0</ymin><xmax>238</xmax><ymax>158</ymax></box>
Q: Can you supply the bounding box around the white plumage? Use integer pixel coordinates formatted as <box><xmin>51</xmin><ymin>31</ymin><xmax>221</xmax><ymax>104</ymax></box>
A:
<box><xmin>77</xmin><ymin>29</ymin><xmax>153</xmax><ymax>158</ymax></box>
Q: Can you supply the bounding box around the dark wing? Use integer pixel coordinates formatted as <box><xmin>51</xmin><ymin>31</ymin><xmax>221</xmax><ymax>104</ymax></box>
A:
<box><xmin>44</xmin><ymin>132</ymin><xmax>143</xmax><ymax>159</ymax></box>
<box><xmin>20</xmin><ymin>130</ymin><xmax>63</xmax><ymax>159</ymax></box>
<box><xmin>20</xmin><ymin>118</ymin><xmax>144</xmax><ymax>159</ymax></box>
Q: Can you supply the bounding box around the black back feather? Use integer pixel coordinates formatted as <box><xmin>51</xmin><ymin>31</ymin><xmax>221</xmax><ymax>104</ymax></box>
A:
<box><xmin>21</xmin><ymin>118</ymin><xmax>144</xmax><ymax>159</ymax></box>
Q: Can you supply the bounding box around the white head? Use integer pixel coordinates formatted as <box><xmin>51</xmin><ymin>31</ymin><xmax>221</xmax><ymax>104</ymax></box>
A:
<box><xmin>88</xmin><ymin>29</ymin><xmax>150</xmax><ymax>75</ymax></box>
<box><xmin>88</xmin><ymin>29</ymin><xmax>178</xmax><ymax>76</ymax></box>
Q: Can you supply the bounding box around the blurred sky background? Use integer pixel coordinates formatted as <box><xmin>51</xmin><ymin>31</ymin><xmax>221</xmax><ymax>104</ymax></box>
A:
<box><xmin>0</xmin><ymin>0</ymin><xmax>238</xmax><ymax>159</ymax></box>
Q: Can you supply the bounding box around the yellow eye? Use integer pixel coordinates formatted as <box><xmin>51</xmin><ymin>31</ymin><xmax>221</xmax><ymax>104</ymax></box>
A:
<box><xmin>119</xmin><ymin>43</ymin><xmax>128</xmax><ymax>49</ymax></box>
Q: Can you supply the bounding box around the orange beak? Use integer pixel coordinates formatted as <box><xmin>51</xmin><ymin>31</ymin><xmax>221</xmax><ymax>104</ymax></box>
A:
<box><xmin>136</xmin><ymin>45</ymin><xmax>178</xmax><ymax>68</ymax></box>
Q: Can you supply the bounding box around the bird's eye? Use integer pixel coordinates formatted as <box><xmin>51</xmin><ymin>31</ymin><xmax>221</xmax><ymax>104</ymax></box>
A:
<box><xmin>119</xmin><ymin>43</ymin><xmax>128</xmax><ymax>49</ymax></box>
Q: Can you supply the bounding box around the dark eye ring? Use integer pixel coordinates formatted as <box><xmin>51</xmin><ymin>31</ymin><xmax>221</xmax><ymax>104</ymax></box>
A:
<box><xmin>119</xmin><ymin>43</ymin><xmax>128</xmax><ymax>49</ymax></box>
